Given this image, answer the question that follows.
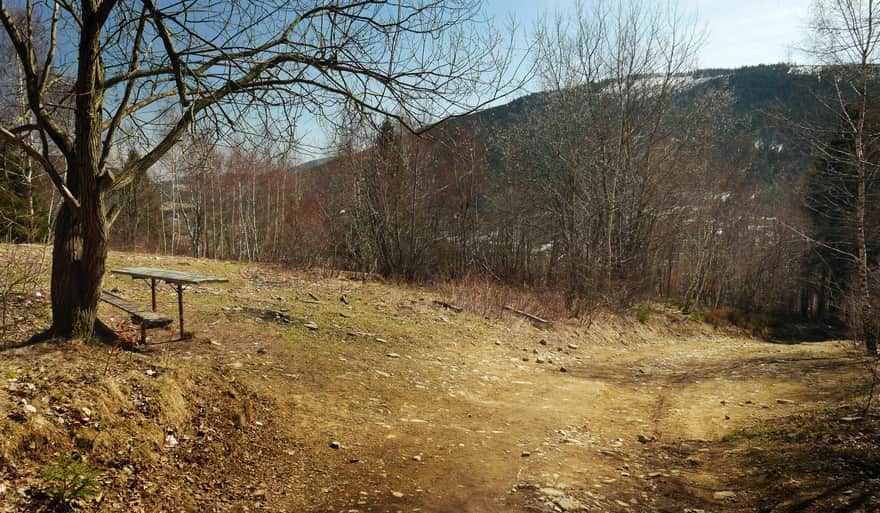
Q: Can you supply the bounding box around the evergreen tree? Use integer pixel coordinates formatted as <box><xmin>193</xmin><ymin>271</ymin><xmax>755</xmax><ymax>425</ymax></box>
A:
<box><xmin>0</xmin><ymin>144</ymin><xmax>47</xmax><ymax>242</ymax></box>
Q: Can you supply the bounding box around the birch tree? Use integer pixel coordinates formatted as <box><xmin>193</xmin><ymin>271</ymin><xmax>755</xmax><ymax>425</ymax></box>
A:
<box><xmin>807</xmin><ymin>0</ymin><xmax>880</xmax><ymax>353</ymax></box>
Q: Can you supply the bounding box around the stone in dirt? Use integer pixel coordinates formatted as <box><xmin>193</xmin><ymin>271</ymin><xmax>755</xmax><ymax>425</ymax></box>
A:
<box><xmin>567</xmin><ymin>343</ymin><xmax>578</xmax><ymax>349</ymax></box>
<box><xmin>304</xmin><ymin>322</ymin><xmax>319</xmax><ymax>330</ymax></box>
<box><xmin>539</xmin><ymin>487</ymin><xmax>565</xmax><ymax>497</ymax></box>
<box><xmin>554</xmin><ymin>496</ymin><xmax>586</xmax><ymax>511</ymax></box>
<box><xmin>776</xmin><ymin>398</ymin><xmax>794</xmax><ymax>405</ymax></box>
<box><xmin>385</xmin><ymin>353</ymin><xmax>401</xmax><ymax>358</ymax></box>
<box><xmin>559</xmin><ymin>367</ymin><xmax>567</xmax><ymax>372</ymax></box>
<box><xmin>391</xmin><ymin>491</ymin><xmax>404</xmax><ymax>498</ymax></box>
<box><xmin>713</xmin><ymin>490</ymin><xmax>736</xmax><ymax>500</ymax></box>
<box><xmin>330</xmin><ymin>441</ymin><xmax>341</xmax><ymax>449</ymax></box>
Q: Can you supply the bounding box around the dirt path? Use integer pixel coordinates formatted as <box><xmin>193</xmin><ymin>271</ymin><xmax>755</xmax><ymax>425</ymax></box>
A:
<box><xmin>199</xmin><ymin>327</ymin><xmax>859</xmax><ymax>512</ymax></box>
<box><xmin>103</xmin><ymin>255</ymin><xmax>861</xmax><ymax>513</ymax></box>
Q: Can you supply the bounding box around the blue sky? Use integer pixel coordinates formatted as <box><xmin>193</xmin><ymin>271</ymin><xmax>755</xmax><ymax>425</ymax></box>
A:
<box><xmin>486</xmin><ymin>0</ymin><xmax>814</xmax><ymax>69</ymax></box>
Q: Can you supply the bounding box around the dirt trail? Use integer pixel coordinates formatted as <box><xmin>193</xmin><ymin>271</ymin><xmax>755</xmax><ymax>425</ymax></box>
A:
<box><xmin>150</xmin><ymin>262</ymin><xmax>860</xmax><ymax>513</ymax></box>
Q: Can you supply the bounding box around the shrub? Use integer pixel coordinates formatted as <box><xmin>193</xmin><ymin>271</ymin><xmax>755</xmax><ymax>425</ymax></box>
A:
<box><xmin>41</xmin><ymin>454</ymin><xmax>101</xmax><ymax>511</ymax></box>
<box><xmin>635</xmin><ymin>305</ymin><xmax>656</xmax><ymax>324</ymax></box>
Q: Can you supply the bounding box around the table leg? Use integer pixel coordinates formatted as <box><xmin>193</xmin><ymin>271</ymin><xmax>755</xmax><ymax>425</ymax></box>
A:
<box><xmin>150</xmin><ymin>278</ymin><xmax>157</xmax><ymax>311</ymax></box>
<box><xmin>176</xmin><ymin>283</ymin><xmax>185</xmax><ymax>339</ymax></box>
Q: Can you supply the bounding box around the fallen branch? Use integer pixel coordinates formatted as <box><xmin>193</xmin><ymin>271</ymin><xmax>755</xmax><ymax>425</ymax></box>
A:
<box><xmin>503</xmin><ymin>305</ymin><xmax>549</xmax><ymax>325</ymax></box>
<box><xmin>433</xmin><ymin>300</ymin><xmax>463</xmax><ymax>313</ymax></box>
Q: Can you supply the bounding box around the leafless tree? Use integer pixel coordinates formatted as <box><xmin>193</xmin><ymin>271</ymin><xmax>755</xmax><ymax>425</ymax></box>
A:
<box><xmin>493</xmin><ymin>0</ymin><xmax>720</xmax><ymax>309</ymax></box>
<box><xmin>0</xmin><ymin>0</ymin><xmax>521</xmax><ymax>338</ymax></box>
<box><xmin>805</xmin><ymin>0</ymin><xmax>880</xmax><ymax>353</ymax></box>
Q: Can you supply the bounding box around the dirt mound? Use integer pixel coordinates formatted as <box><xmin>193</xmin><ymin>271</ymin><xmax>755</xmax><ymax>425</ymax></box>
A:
<box><xmin>0</xmin><ymin>342</ymin><xmax>270</xmax><ymax>512</ymax></box>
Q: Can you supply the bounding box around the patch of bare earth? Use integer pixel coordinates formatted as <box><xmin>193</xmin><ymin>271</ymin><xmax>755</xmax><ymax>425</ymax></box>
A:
<box><xmin>1</xmin><ymin>249</ymin><xmax>877</xmax><ymax>512</ymax></box>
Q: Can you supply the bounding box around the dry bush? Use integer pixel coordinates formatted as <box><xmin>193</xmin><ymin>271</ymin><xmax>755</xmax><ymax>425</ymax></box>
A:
<box><xmin>0</xmin><ymin>243</ymin><xmax>47</xmax><ymax>344</ymax></box>
<box><xmin>436</xmin><ymin>272</ymin><xmax>572</xmax><ymax>321</ymax></box>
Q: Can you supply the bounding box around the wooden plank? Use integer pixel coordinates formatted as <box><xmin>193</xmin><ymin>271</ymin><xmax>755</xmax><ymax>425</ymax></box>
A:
<box><xmin>100</xmin><ymin>291</ymin><xmax>172</xmax><ymax>327</ymax></box>
<box><xmin>111</xmin><ymin>267</ymin><xmax>228</xmax><ymax>284</ymax></box>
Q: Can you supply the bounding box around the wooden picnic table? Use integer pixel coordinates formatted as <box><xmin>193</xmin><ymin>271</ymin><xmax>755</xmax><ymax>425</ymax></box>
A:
<box><xmin>111</xmin><ymin>267</ymin><xmax>228</xmax><ymax>339</ymax></box>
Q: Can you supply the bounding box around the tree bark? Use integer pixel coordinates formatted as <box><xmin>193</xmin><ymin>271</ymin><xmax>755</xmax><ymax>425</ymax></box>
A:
<box><xmin>857</xmin><ymin>164</ymin><xmax>877</xmax><ymax>354</ymax></box>
<box><xmin>50</xmin><ymin>196</ymin><xmax>108</xmax><ymax>338</ymax></box>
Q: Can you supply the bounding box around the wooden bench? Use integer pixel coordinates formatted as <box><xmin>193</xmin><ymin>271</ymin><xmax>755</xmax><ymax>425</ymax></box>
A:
<box><xmin>100</xmin><ymin>291</ymin><xmax>172</xmax><ymax>343</ymax></box>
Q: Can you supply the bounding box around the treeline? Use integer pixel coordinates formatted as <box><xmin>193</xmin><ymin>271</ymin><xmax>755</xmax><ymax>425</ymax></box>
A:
<box><xmin>112</xmin><ymin>141</ymin><xmax>298</xmax><ymax>263</ymax></box>
<box><xmin>103</xmin><ymin>105</ymin><xmax>806</xmax><ymax>321</ymax></box>
<box><xmin>0</xmin><ymin>74</ymin><xmax>860</xmax><ymax>329</ymax></box>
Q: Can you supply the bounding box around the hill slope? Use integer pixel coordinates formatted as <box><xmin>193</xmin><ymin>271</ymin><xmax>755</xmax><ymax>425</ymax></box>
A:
<box><xmin>0</xmin><ymin>247</ymin><xmax>875</xmax><ymax>512</ymax></box>
<box><xmin>467</xmin><ymin>63</ymin><xmax>829</xmax><ymax>183</ymax></box>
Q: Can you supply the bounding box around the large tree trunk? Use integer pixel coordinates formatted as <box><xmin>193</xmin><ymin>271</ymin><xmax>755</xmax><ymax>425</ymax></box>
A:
<box><xmin>50</xmin><ymin>195</ymin><xmax>108</xmax><ymax>339</ymax></box>
<box><xmin>47</xmin><ymin>8</ymin><xmax>110</xmax><ymax>340</ymax></box>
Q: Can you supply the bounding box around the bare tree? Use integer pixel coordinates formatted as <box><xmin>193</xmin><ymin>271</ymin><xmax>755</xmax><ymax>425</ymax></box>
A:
<box><xmin>0</xmin><ymin>0</ymin><xmax>519</xmax><ymax>338</ymax></box>
<box><xmin>494</xmin><ymin>0</ymin><xmax>716</xmax><ymax>308</ymax></box>
<box><xmin>805</xmin><ymin>0</ymin><xmax>880</xmax><ymax>353</ymax></box>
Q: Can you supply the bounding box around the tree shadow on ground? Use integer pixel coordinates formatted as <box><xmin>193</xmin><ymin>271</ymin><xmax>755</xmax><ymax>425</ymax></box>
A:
<box><xmin>0</xmin><ymin>319</ymin><xmax>136</xmax><ymax>353</ymax></box>
<box><xmin>568</xmin><ymin>352</ymin><xmax>865</xmax><ymax>390</ymax></box>
<box><xmin>765</xmin><ymin>317</ymin><xmax>850</xmax><ymax>344</ymax></box>
<box><xmin>651</xmin><ymin>409</ymin><xmax>880</xmax><ymax>513</ymax></box>
<box><xmin>0</xmin><ymin>329</ymin><xmax>59</xmax><ymax>352</ymax></box>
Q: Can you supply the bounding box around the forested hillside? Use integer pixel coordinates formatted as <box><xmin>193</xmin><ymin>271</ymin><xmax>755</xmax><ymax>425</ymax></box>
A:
<box><xmin>478</xmin><ymin>64</ymin><xmax>829</xmax><ymax>183</ymax></box>
<box><xmin>93</xmin><ymin>64</ymin><xmax>846</xmax><ymax>327</ymax></box>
